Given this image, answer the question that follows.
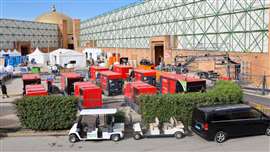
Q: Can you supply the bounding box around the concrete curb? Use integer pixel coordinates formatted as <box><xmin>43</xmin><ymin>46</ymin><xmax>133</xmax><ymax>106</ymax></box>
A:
<box><xmin>1</xmin><ymin>128</ymin><xmax>135</xmax><ymax>138</ymax></box>
<box><xmin>1</xmin><ymin>130</ymin><xmax>69</xmax><ymax>137</ymax></box>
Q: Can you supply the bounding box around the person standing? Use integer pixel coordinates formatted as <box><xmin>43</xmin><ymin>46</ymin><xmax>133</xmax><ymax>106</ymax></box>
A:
<box><xmin>1</xmin><ymin>81</ymin><xmax>9</xmax><ymax>99</ymax></box>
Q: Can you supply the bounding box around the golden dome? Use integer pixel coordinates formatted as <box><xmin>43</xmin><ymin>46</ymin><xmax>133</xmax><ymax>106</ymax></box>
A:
<box><xmin>35</xmin><ymin>5</ymin><xmax>73</xmax><ymax>34</ymax></box>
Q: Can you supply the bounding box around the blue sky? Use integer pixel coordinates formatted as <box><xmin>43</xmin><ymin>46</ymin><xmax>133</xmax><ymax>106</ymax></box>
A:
<box><xmin>0</xmin><ymin>0</ymin><xmax>139</xmax><ymax>21</ymax></box>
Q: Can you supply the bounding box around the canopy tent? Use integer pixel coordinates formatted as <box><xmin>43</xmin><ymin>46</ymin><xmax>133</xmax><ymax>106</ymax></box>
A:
<box><xmin>0</xmin><ymin>49</ymin><xmax>23</xmax><ymax>67</ymax></box>
<box><xmin>27</xmin><ymin>48</ymin><xmax>49</xmax><ymax>64</ymax></box>
<box><xmin>10</xmin><ymin>49</ymin><xmax>21</xmax><ymax>56</ymax></box>
<box><xmin>83</xmin><ymin>48</ymin><xmax>102</xmax><ymax>61</ymax></box>
<box><xmin>0</xmin><ymin>50</ymin><xmax>9</xmax><ymax>56</ymax></box>
<box><xmin>0</xmin><ymin>50</ymin><xmax>5</xmax><ymax>57</ymax></box>
<box><xmin>49</xmin><ymin>48</ymin><xmax>86</xmax><ymax>68</ymax></box>
<box><xmin>7</xmin><ymin>49</ymin><xmax>22</xmax><ymax>67</ymax></box>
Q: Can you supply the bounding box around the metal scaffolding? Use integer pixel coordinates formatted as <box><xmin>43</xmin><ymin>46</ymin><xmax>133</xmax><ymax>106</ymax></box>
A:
<box><xmin>81</xmin><ymin>0</ymin><xmax>269</xmax><ymax>53</ymax></box>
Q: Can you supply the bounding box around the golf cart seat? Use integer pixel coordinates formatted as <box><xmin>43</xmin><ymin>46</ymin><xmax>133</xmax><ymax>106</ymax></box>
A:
<box><xmin>149</xmin><ymin>117</ymin><xmax>160</xmax><ymax>135</ymax></box>
<box><xmin>149</xmin><ymin>117</ymin><xmax>159</xmax><ymax>130</ymax></box>
<box><xmin>163</xmin><ymin>117</ymin><xmax>175</xmax><ymax>130</ymax></box>
<box><xmin>172</xmin><ymin>117</ymin><xmax>184</xmax><ymax>129</ymax></box>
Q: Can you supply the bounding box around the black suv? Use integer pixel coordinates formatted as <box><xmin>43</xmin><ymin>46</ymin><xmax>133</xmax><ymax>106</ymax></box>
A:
<box><xmin>191</xmin><ymin>104</ymin><xmax>270</xmax><ymax>143</ymax></box>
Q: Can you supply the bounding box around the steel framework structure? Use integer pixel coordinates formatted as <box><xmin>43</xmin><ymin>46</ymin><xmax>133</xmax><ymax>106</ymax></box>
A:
<box><xmin>81</xmin><ymin>0</ymin><xmax>269</xmax><ymax>53</ymax></box>
<box><xmin>0</xmin><ymin>19</ymin><xmax>59</xmax><ymax>49</ymax></box>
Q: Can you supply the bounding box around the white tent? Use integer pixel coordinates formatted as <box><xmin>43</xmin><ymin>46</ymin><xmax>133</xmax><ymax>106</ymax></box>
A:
<box><xmin>27</xmin><ymin>48</ymin><xmax>49</xmax><ymax>64</ymax></box>
<box><xmin>83</xmin><ymin>48</ymin><xmax>102</xmax><ymax>61</ymax></box>
<box><xmin>49</xmin><ymin>48</ymin><xmax>86</xmax><ymax>68</ymax></box>
<box><xmin>6</xmin><ymin>49</ymin><xmax>12</xmax><ymax>54</ymax></box>
<box><xmin>10</xmin><ymin>49</ymin><xmax>21</xmax><ymax>56</ymax></box>
<box><xmin>0</xmin><ymin>49</ymin><xmax>9</xmax><ymax>57</ymax></box>
<box><xmin>0</xmin><ymin>50</ymin><xmax>5</xmax><ymax>57</ymax></box>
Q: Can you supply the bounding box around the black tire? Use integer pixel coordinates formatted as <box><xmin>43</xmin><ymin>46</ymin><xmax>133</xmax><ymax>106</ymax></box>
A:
<box><xmin>214</xmin><ymin>131</ymin><xmax>227</xmax><ymax>143</ymax></box>
<box><xmin>175</xmin><ymin>131</ymin><xmax>184</xmax><ymax>139</ymax></box>
<box><xmin>266</xmin><ymin>127</ymin><xmax>270</xmax><ymax>136</ymax></box>
<box><xmin>133</xmin><ymin>132</ymin><xmax>141</xmax><ymax>140</ymax></box>
<box><xmin>111</xmin><ymin>134</ymin><xmax>120</xmax><ymax>142</ymax></box>
<box><xmin>69</xmin><ymin>134</ymin><xmax>78</xmax><ymax>143</ymax></box>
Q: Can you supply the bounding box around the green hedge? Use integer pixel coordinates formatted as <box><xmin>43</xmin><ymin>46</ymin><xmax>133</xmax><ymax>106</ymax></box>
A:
<box><xmin>16</xmin><ymin>96</ymin><xmax>78</xmax><ymax>130</ymax></box>
<box><xmin>139</xmin><ymin>81</ymin><xmax>243</xmax><ymax>126</ymax></box>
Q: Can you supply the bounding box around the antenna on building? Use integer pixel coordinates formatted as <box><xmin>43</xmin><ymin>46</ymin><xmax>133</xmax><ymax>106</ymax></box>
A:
<box><xmin>52</xmin><ymin>5</ymin><xmax>56</xmax><ymax>12</ymax></box>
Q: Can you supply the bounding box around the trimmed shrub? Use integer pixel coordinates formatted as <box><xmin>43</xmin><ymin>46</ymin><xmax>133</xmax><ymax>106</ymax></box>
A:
<box><xmin>114</xmin><ymin>111</ymin><xmax>126</xmax><ymax>123</ymax></box>
<box><xmin>139</xmin><ymin>81</ymin><xmax>243</xmax><ymax>126</ymax></box>
<box><xmin>16</xmin><ymin>96</ymin><xmax>78</xmax><ymax>130</ymax></box>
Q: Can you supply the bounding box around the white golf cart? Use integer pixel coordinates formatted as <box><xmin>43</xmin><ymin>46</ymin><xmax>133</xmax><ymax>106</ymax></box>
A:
<box><xmin>68</xmin><ymin>108</ymin><xmax>125</xmax><ymax>143</ymax></box>
<box><xmin>133</xmin><ymin>117</ymin><xmax>185</xmax><ymax>140</ymax></box>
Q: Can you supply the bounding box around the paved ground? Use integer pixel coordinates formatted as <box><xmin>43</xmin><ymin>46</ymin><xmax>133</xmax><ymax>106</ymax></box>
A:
<box><xmin>244</xmin><ymin>93</ymin><xmax>270</xmax><ymax>106</ymax></box>
<box><xmin>0</xmin><ymin>77</ymin><xmax>269</xmax><ymax>152</ymax></box>
<box><xmin>1</xmin><ymin>134</ymin><xmax>269</xmax><ymax>152</ymax></box>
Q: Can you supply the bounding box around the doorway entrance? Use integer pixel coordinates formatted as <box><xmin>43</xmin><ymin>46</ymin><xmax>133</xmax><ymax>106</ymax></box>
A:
<box><xmin>21</xmin><ymin>45</ymin><xmax>30</xmax><ymax>56</ymax></box>
<box><xmin>17</xmin><ymin>42</ymin><xmax>31</xmax><ymax>56</ymax></box>
<box><xmin>154</xmin><ymin>45</ymin><xmax>164</xmax><ymax>65</ymax></box>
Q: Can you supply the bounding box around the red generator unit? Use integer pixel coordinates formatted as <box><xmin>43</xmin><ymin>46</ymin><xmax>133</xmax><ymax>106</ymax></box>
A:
<box><xmin>160</xmin><ymin>72</ymin><xmax>206</xmax><ymax>94</ymax></box>
<box><xmin>99</xmin><ymin>71</ymin><xmax>124</xmax><ymax>96</ymax></box>
<box><xmin>124</xmin><ymin>81</ymin><xmax>157</xmax><ymax>111</ymax></box>
<box><xmin>25</xmin><ymin>84</ymin><xmax>48</xmax><ymax>96</ymax></box>
<box><xmin>89</xmin><ymin>66</ymin><xmax>109</xmax><ymax>81</ymax></box>
<box><xmin>113</xmin><ymin>65</ymin><xmax>133</xmax><ymax>79</ymax></box>
<box><xmin>79</xmin><ymin>85</ymin><xmax>103</xmax><ymax>109</ymax></box>
<box><xmin>74</xmin><ymin>81</ymin><xmax>95</xmax><ymax>97</ymax></box>
<box><xmin>61</xmin><ymin>73</ymin><xmax>84</xmax><ymax>95</ymax></box>
<box><xmin>22</xmin><ymin>74</ymin><xmax>41</xmax><ymax>95</ymax></box>
<box><xmin>134</xmin><ymin>69</ymin><xmax>156</xmax><ymax>86</ymax></box>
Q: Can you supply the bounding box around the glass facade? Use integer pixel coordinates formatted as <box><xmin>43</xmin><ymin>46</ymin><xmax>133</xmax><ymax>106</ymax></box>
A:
<box><xmin>81</xmin><ymin>0</ymin><xmax>269</xmax><ymax>53</ymax></box>
<box><xmin>0</xmin><ymin>19</ymin><xmax>59</xmax><ymax>49</ymax></box>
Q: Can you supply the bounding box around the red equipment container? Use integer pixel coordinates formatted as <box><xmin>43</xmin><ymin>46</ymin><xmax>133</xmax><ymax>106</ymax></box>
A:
<box><xmin>89</xmin><ymin>66</ymin><xmax>109</xmax><ymax>81</ymax></box>
<box><xmin>99</xmin><ymin>71</ymin><xmax>124</xmax><ymax>96</ymax></box>
<box><xmin>61</xmin><ymin>73</ymin><xmax>84</xmax><ymax>95</ymax></box>
<box><xmin>74</xmin><ymin>81</ymin><xmax>95</xmax><ymax>97</ymax></box>
<box><xmin>25</xmin><ymin>84</ymin><xmax>48</xmax><ymax>96</ymax></box>
<box><xmin>160</xmin><ymin>72</ymin><xmax>206</xmax><ymax>94</ymax></box>
<box><xmin>124</xmin><ymin>81</ymin><xmax>157</xmax><ymax>111</ymax></box>
<box><xmin>79</xmin><ymin>85</ymin><xmax>102</xmax><ymax>109</ymax></box>
<box><xmin>22</xmin><ymin>74</ymin><xmax>41</xmax><ymax>95</ymax></box>
<box><xmin>113</xmin><ymin>65</ymin><xmax>133</xmax><ymax>79</ymax></box>
<box><xmin>74</xmin><ymin>81</ymin><xmax>102</xmax><ymax>109</ymax></box>
<box><xmin>134</xmin><ymin>69</ymin><xmax>156</xmax><ymax>86</ymax></box>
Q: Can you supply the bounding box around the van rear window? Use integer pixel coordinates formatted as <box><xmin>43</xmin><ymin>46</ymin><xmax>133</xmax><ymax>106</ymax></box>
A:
<box><xmin>193</xmin><ymin>109</ymin><xmax>206</xmax><ymax>122</ymax></box>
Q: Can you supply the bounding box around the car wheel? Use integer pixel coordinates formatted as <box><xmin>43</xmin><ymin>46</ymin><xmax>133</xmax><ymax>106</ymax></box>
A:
<box><xmin>133</xmin><ymin>132</ymin><xmax>141</xmax><ymax>140</ymax></box>
<box><xmin>111</xmin><ymin>134</ymin><xmax>120</xmax><ymax>142</ymax></box>
<box><xmin>214</xmin><ymin>131</ymin><xmax>227</xmax><ymax>143</ymax></box>
<box><xmin>69</xmin><ymin>134</ymin><xmax>78</xmax><ymax>143</ymax></box>
<box><xmin>266</xmin><ymin>127</ymin><xmax>270</xmax><ymax>136</ymax></box>
<box><xmin>175</xmin><ymin>131</ymin><xmax>184</xmax><ymax>139</ymax></box>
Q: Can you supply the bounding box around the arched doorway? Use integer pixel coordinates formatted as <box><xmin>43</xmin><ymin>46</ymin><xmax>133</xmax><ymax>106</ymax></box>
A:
<box><xmin>154</xmin><ymin>45</ymin><xmax>164</xmax><ymax>65</ymax></box>
<box><xmin>17</xmin><ymin>42</ymin><xmax>31</xmax><ymax>55</ymax></box>
<box><xmin>21</xmin><ymin>45</ymin><xmax>30</xmax><ymax>56</ymax></box>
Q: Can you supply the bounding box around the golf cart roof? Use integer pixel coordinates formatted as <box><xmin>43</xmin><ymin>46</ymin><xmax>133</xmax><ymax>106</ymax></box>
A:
<box><xmin>80</xmin><ymin>109</ymin><xmax>117</xmax><ymax>115</ymax></box>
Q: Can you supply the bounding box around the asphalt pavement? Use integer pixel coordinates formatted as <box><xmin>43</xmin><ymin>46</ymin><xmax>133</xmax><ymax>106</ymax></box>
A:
<box><xmin>1</xmin><ymin>134</ymin><xmax>269</xmax><ymax>152</ymax></box>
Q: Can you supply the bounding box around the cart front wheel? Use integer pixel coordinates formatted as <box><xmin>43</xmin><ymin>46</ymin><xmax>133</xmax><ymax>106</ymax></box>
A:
<box><xmin>69</xmin><ymin>134</ymin><xmax>78</xmax><ymax>143</ymax></box>
<box><xmin>133</xmin><ymin>132</ymin><xmax>141</xmax><ymax>140</ymax></box>
<box><xmin>175</xmin><ymin>131</ymin><xmax>184</xmax><ymax>139</ymax></box>
<box><xmin>111</xmin><ymin>134</ymin><xmax>120</xmax><ymax>142</ymax></box>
